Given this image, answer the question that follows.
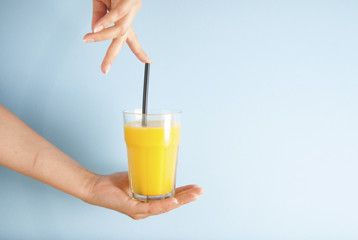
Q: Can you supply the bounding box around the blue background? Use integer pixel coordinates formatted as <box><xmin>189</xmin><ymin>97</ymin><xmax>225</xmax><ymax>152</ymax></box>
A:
<box><xmin>1</xmin><ymin>0</ymin><xmax>358</xmax><ymax>239</ymax></box>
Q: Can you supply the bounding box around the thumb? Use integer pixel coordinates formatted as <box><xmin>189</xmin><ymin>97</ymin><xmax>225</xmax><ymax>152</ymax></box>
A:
<box><xmin>92</xmin><ymin>0</ymin><xmax>108</xmax><ymax>32</ymax></box>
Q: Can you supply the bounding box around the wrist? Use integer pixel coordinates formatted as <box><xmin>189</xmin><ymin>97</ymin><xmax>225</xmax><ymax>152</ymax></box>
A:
<box><xmin>80</xmin><ymin>171</ymin><xmax>101</xmax><ymax>202</ymax></box>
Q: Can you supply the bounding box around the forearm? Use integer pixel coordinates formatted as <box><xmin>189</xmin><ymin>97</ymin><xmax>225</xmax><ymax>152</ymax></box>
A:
<box><xmin>0</xmin><ymin>104</ymin><xmax>98</xmax><ymax>200</ymax></box>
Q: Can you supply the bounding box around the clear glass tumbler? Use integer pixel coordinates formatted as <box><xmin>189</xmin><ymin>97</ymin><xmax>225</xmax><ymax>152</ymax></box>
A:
<box><xmin>123</xmin><ymin>109</ymin><xmax>181</xmax><ymax>202</ymax></box>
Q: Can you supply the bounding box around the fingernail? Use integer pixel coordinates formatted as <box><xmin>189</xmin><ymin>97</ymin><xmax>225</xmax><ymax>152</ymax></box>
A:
<box><xmin>147</xmin><ymin>57</ymin><xmax>152</xmax><ymax>63</ymax></box>
<box><xmin>94</xmin><ymin>25</ymin><xmax>103</xmax><ymax>33</ymax></box>
<box><xmin>83</xmin><ymin>38</ymin><xmax>94</xmax><ymax>43</ymax></box>
<box><xmin>104</xmin><ymin>64</ymin><xmax>111</xmax><ymax>74</ymax></box>
<box><xmin>173</xmin><ymin>198</ymin><xmax>179</xmax><ymax>204</ymax></box>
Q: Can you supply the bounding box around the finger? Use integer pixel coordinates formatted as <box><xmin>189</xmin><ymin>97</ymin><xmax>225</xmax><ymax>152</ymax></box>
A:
<box><xmin>126</xmin><ymin>26</ymin><xmax>151</xmax><ymax>63</ymax></box>
<box><xmin>133</xmin><ymin>187</ymin><xmax>204</xmax><ymax>216</ymax></box>
<box><xmin>101</xmin><ymin>36</ymin><xmax>128</xmax><ymax>74</ymax></box>
<box><xmin>84</xmin><ymin>7</ymin><xmax>139</xmax><ymax>43</ymax></box>
<box><xmin>93</xmin><ymin>0</ymin><xmax>141</xmax><ymax>33</ymax></box>
<box><xmin>84</xmin><ymin>24</ymin><xmax>122</xmax><ymax>42</ymax></box>
<box><xmin>175</xmin><ymin>192</ymin><xmax>200</xmax><ymax>206</ymax></box>
<box><xmin>92</xmin><ymin>0</ymin><xmax>108</xmax><ymax>32</ymax></box>
<box><xmin>175</xmin><ymin>185</ymin><xmax>202</xmax><ymax>195</ymax></box>
<box><xmin>174</xmin><ymin>187</ymin><xmax>203</xmax><ymax>205</ymax></box>
<box><xmin>136</xmin><ymin>197</ymin><xmax>178</xmax><ymax>216</ymax></box>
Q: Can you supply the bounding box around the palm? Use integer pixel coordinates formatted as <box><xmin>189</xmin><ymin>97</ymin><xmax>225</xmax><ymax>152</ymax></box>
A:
<box><xmin>86</xmin><ymin>172</ymin><xmax>203</xmax><ymax>220</ymax></box>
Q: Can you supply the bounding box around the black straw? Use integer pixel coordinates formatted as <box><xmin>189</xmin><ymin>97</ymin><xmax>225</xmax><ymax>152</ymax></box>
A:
<box><xmin>142</xmin><ymin>63</ymin><xmax>150</xmax><ymax>126</ymax></box>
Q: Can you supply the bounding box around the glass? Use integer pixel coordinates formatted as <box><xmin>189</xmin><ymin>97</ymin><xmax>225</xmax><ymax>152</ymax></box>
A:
<box><xmin>123</xmin><ymin>109</ymin><xmax>181</xmax><ymax>202</ymax></box>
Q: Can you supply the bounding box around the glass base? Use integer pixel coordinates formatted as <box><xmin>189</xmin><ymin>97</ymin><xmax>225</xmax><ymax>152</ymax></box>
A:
<box><xmin>132</xmin><ymin>191</ymin><xmax>174</xmax><ymax>202</ymax></box>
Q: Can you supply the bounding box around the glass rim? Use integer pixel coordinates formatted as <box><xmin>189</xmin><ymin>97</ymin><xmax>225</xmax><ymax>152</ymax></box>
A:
<box><xmin>123</xmin><ymin>109</ymin><xmax>182</xmax><ymax>116</ymax></box>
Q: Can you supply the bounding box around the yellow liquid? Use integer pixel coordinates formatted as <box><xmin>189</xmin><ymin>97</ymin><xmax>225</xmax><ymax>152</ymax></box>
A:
<box><xmin>124</xmin><ymin>122</ymin><xmax>180</xmax><ymax>196</ymax></box>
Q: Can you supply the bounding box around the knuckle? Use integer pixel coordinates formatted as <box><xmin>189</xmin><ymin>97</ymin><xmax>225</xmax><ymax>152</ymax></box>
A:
<box><xmin>115</xmin><ymin>7</ymin><xmax>125</xmax><ymax>18</ymax></box>
<box><xmin>111</xmin><ymin>9</ymin><xmax>119</xmax><ymax>20</ymax></box>
<box><xmin>112</xmin><ymin>26</ymin><xmax>125</xmax><ymax>39</ymax></box>
<box><xmin>117</xmin><ymin>29</ymin><xmax>126</xmax><ymax>39</ymax></box>
<box><xmin>94</xmin><ymin>36</ymin><xmax>104</xmax><ymax>42</ymax></box>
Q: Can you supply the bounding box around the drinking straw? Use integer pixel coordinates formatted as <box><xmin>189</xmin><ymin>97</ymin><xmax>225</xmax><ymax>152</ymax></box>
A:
<box><xmin>142</xmin><ymin>63</ymin><xmax>150</xmax><ymax>126</ymax></box>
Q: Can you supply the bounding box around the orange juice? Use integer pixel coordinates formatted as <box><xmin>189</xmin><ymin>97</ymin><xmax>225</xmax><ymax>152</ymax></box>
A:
<box><xmin>124</xmin><ymin>121</ymin><xmax>180</xmax><ymax>197</ymax></box>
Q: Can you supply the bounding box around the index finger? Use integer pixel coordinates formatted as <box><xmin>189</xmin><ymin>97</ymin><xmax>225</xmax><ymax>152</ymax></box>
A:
<box><xmin>126</xmin><ymin>26</ymin><xmax>151</xmax><ymax>63</ymax></box>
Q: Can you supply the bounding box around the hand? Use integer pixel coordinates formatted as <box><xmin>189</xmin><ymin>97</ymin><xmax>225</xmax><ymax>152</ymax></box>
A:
<box><xmin>0</xmin><ymin>105</ymin><xmax>204</xmax><ymax>219</ymax></box>
<box><xmin>83</xmin><ymin>0</ymin><xmax>151</xmax><ymax>74</ymax></box>
<box><xmin>84</xmin><ymin>172</ymin><xmax>204</xmax><ymax>220</ymax></box>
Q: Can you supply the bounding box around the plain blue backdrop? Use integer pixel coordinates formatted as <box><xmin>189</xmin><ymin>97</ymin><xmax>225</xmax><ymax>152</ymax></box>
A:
<box><xmin>1</xmin><ymin>0</ymin><xmax>358</xmax><ymax>239</ymax></box>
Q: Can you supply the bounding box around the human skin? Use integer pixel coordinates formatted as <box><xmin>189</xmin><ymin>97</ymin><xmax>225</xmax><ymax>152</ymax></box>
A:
<box><xmin>0</xmin><ymin>104</ymin><xmax>204</xmax><ymax>220</ymax></box>
<box><xmin>83</xmin><ymin>0</ymin><xmax>152</xmax><ymax>74</ymax></box>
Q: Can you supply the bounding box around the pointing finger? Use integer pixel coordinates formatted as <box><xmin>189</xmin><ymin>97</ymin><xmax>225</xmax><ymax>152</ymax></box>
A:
<box><xmin>126</xmin><ymin>26</ymin><xmax>151</xmax><ymax>63</ymax></box>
